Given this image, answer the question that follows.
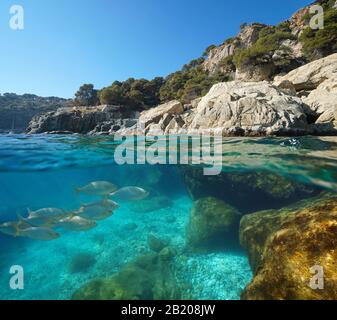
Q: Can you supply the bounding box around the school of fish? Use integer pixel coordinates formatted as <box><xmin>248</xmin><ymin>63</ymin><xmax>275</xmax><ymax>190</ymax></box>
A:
<box><xmin>0</xmin><ymin>182</ymin><xmax>149</xmax><ymax>241</ymax></box>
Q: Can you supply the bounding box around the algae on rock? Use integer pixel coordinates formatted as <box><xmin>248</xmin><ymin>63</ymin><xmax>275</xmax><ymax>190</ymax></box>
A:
<box><xmin>240</xmin><ymin>194</ymin><xmax>337</xmax><ymax>300</ymax></box>
<box><xmin>72</xmin><ymin>250</ymin><xmax>180</xmax><ymax>300</ymax></box>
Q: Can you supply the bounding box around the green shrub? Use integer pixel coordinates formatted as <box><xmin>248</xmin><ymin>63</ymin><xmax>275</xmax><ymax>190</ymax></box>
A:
<box><xmin>219</xmin><ymin>55</ymin><xmax>236</xmax><ymax>72</ymax></box>
<box><xmin>159</xmin><ymin>66</ymin><xmax>230</xmax><ymax>104</ymax></box>
<box><xmin>99</xmin><ymin>77</ymin><xmax>164</xmax><ymax>110</ymax></box>
<box><xmin>300</xmin><ymin>8</ymin><xmax>337</xmax><ymax>58</ymax></box>
<box><xmin>203</xmin><ymin>45</ymin><xmax>216</xmax><ymax>57</ymax></box>
<box><xmin>234</xmin><ymin>31</ymin><xmax>296</xmax><ymax>67</ymax></box>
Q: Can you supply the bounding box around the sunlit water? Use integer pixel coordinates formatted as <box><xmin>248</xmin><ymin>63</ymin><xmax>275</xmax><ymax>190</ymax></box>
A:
<box><xmin>0</xmin><ymin>134</ymin><xmax>336</xmax><ymax>300</ymax></box>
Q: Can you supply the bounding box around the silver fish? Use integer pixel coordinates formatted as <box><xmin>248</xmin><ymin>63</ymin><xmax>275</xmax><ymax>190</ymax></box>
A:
<box><xmin>18</xmin><ymin>214</ymin><xmax>56</xmax><ymax>228</ymax></box>
<box><xmin>0</xmin><ymin>220</ymin><xmax>33</xmax><ymax>237</ymax></box>
<box><xmin>110</xmin><ymin>186</ymin><xmax>149</xmax><ymax>201</ymax></box>
<box><xmin>28</xmin><ymin>208</ymin><xmax>67</xmax><ymax>220</ymax></box>
<box><xmin>76</xmin><ymin>181</ymin><xmax>118</xmax><ymax>196</ymax></box>
<box><xmin>76</xmin><ymin>202</ymin><xmax>113</xmax><ymax>221</ymax></box>
<box><xmin>57</xmin><ymin>216</ymin><xmax>97</xmax><ymax>231</ymax></box>
<box><xmin>19</xmin><ymin>227</ymin><xmax>60</xmax><ymax>241</ymax></box>
<box><xmin>0</xmin><ymin>222</ymin><xmax>20</xmax><ymax>237</ymax></box>
<box><xmin>102</xmin><ymin>199</ymin><xmax>120</xmax><ymax>211</ymax></box>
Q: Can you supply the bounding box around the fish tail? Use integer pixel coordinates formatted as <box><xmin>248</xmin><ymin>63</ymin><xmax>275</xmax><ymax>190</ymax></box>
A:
<box><xmin>13</xmin><ymin>221</ymin><xmax>21</xmax><ymax>238</ymax></box>
<box><xmin>70</xmin><ymin>181</ymin><xmax>81</xmax><ymax>196</ymax></box>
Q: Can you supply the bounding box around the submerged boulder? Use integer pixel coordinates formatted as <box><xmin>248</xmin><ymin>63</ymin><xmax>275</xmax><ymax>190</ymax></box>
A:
<box><xmin>72</xmin><ymin>251</ymin><xmax>180</xmax><ymax>300</ymax></box>
<box><xmin>240</xmin><ymin>194</ymin><xmax>337</xmax><ymax>300</ymax></box>
<box><xmin>181</xmin><ymin>167</ymin><xmax>319</xmax><ymax>214</ymax></box>
<box><xmin>186</xmin><ymin>197</ymin><xmax>240</xmax><ymax>250</ymax></box>
<box><xmin>147</xmin><ymin>234</ymin><xmax>169</xmax><ymax>253</ymax></box>
<box><xmin>68</xmin><ymin>253</ymin><xmax>96</xmax><ymax>274</ymax></box>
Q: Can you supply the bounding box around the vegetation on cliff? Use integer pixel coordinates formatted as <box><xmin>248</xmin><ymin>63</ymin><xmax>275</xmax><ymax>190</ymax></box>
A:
<box><xmin>300</xmin><ymin>0</ymin><xmax>337</xmax><ymax>59</ymax></box>
<box><xmin>0</xmin><ymin>93</ymin><xmax>68</xmax><ymax>111</ymax></box>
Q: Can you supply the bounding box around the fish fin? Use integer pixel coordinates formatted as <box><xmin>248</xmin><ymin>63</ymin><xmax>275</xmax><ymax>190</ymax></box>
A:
<box><xmin>16</xmin><ymin>213</ymin><xmax>26</xmax><ymax>223</ymax></box>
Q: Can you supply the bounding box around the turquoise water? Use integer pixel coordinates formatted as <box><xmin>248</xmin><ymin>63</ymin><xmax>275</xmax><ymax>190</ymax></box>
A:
<box><xmin>0</xmin><ymin>134</ymin><xmax>337</xmax><ymax>300</ymax></box>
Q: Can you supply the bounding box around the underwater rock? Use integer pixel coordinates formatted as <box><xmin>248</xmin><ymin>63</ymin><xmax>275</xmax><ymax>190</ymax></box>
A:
<box><xmin>124</xmin><ymin>222</ymin><xmax>138</xmax><ymax>232</ymax></box>
<box><xmin>68</xmin><ymin>253</ymin><xmax>97</xmax><ymax>274</ymax></box>
<box><xmin>186</xmin><ymin>197</ymin><xmax>240</xmax><ymax>250</ymax></box>
<box><xmin>72</xmin><ymin>252</ymin><xmax>180</xmax><ymax>300</ymax></box>
<box><xmin>147</xmin><ymin>234</ymin><xmax>169</xmax><ymax>252</ymax></box>
<box><xmin>181</xmin><ymin>167</ymin><xmax>319</xmax><ymax>213</ymax></box>
<box><xmin>128</xmin><ymin>196</ymin><xmax>173</xmax><ymax>213</ymax></box>
<box><xmin>240</xmin><ymin>194</ymin><xmax>337</xmax><ymax>300</ymax></box>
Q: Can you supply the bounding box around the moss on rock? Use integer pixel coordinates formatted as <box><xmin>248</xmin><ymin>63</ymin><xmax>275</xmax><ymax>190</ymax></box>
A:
<box><xmin>240</xmin><ymin>194</ymin><xmax>337</xmax><ymax>300</ymax></box>
<box><xmin>72</xmin><ymin>251</ymin><xmax>180</xmax><ymax>300</ymax></box>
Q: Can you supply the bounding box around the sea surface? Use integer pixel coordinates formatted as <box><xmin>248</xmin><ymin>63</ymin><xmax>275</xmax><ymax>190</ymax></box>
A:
<box><xmin>0</xmin><ymin>134</ymin><xmax>336</xmax><ymax>300</ymax></box>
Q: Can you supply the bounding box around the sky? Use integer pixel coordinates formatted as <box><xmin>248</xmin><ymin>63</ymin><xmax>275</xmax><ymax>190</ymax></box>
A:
<box><xmin>0</xmin><ymin>0</ymin><xmax>313</xmax><ymax>98</ymax></box>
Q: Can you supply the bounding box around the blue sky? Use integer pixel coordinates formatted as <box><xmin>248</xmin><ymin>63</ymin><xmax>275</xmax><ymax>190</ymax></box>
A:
<box><xmin>0</xmin><ymin>0</ymin><xmax>312</xmax><ymax>98</ymax></box>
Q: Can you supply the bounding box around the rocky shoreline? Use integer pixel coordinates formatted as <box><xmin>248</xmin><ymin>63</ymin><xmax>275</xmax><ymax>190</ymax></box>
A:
<box><xmin>27</xmin><ymin>54</ymin><xmax>337</xmax><ymax>137</ymax></box>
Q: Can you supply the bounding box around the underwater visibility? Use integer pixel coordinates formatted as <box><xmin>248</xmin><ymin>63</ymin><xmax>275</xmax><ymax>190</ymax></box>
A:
<box><xmin>0</xmin><ymin>134</ymin><xmax>337</xmax><ymax>300</ymax></box>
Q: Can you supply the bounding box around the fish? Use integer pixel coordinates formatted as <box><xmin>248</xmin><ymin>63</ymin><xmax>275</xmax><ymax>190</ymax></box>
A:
<box><xmin>102</xmin><ymin>199</ymin><xmax>120</xmax><ymax>211</ymax></box>
<box><xmin>0</xmin><ymin>222</ymin><xmax>21</xmax><ymax>237</ymax></box>
<box><xmin>110</xmin><ymin>186</ymin><xmax>149</xmax><ymax>201</ymax></box>
<box><xmin>0</xmin><ymin>219</ymin><xmax>34</xmax><ymax>237</ymax></box>
<box><xmin>76</xmin><ymin>202</ymin><xmax>114</xmax><ymax>221</ymax></box>
<box><xmin>17</xmin><ymin>214</ymin><xmax>57</xmax><ymax>228</ymax></box>
<box><xmin>28</xmin><ymin>208</ymin><xmax>68</xmax><ymax>220</ymax></box>
<box><xmin>76</xmin><ymin>181</ymin><xmax>118</xmax><ymax>196</ymax></box>
<box><xmin>56</xmin><ymin>216</ymin><xmax>97</xmax><ymax>231</ymax></box>
<box><xmin>19</xmin><ymin>227</ymin><xmax>60</xmax><ymax>241</ymax></box>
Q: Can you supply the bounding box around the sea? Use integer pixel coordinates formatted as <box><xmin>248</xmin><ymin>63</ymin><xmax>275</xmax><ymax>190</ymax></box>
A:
<box><xmin>0</xmin><ymin>134</ymin><xmax>336</xmax><ymax>300</ymax></box>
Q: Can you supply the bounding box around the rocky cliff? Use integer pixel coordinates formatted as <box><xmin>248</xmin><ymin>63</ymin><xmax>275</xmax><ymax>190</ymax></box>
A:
<box><xmin>27</xmin><ymin>105</ymin><xmax>138</xmax><ymax>134</ymax></box>
<box><xmin>0</xmin><ymin>93</ymin><xmax>68</xmax><ymax>132</ymax></box>
<box><xmin>129</xmin><ymin>53</ymin><xmax>337</xmax><ymax>136</ymax></box>
<box><xmin>203</xmin><ymin>0</ymin><xmax>337</xmax><ymax>82</ymax></box>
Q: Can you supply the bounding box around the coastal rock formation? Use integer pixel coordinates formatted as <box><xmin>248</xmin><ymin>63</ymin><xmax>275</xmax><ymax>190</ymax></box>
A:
<box><xmin>142</xmin><ymin>81</ymin><xmax>309</xmax><ymax>136</ymax></box>
<box><xmin>203</xmin><ymin>23</ymin><xmax>266</xmax><ymax>75</ymax></box>
<box><xmin>72</xmin><ymin>251</ymin><xmax>180</xmax><ymax>300</ymax></box>
<box><xmin>27</xmin><ymin>105</ymin><xmax>137</xmax><ymax>134</ymax></box>
<box><xmin>190</xmin><ymin>81</ymin><xmax>308</xmax><ymax>135</ymax></box>
<box><xmin>275</xmin><ymin>53</ymin><xmax>337</xmax><ymax>134</ymax></box>
<box><xmin>140</xmin><ymin>54</ymin><xmax>337</xmax><ymax>137</ymax></box>
<box><xmin>186</xmin><ymin>197</ymin><xmax>240</xmax><ymax>250</ymax></box>
<box><xmin>240</xmin><ymin>194</ymin><xmax>337</xmax><ymax>300</ymax></box>
<box><xmin>139</xmin><ymin>100</ymin><xmax>184</xmax><ymax>128</ymax></box>
<box><xmin>0</xmin><ymin>94</ymin><xmax>68</xmax><ymax>133</ymax></box>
